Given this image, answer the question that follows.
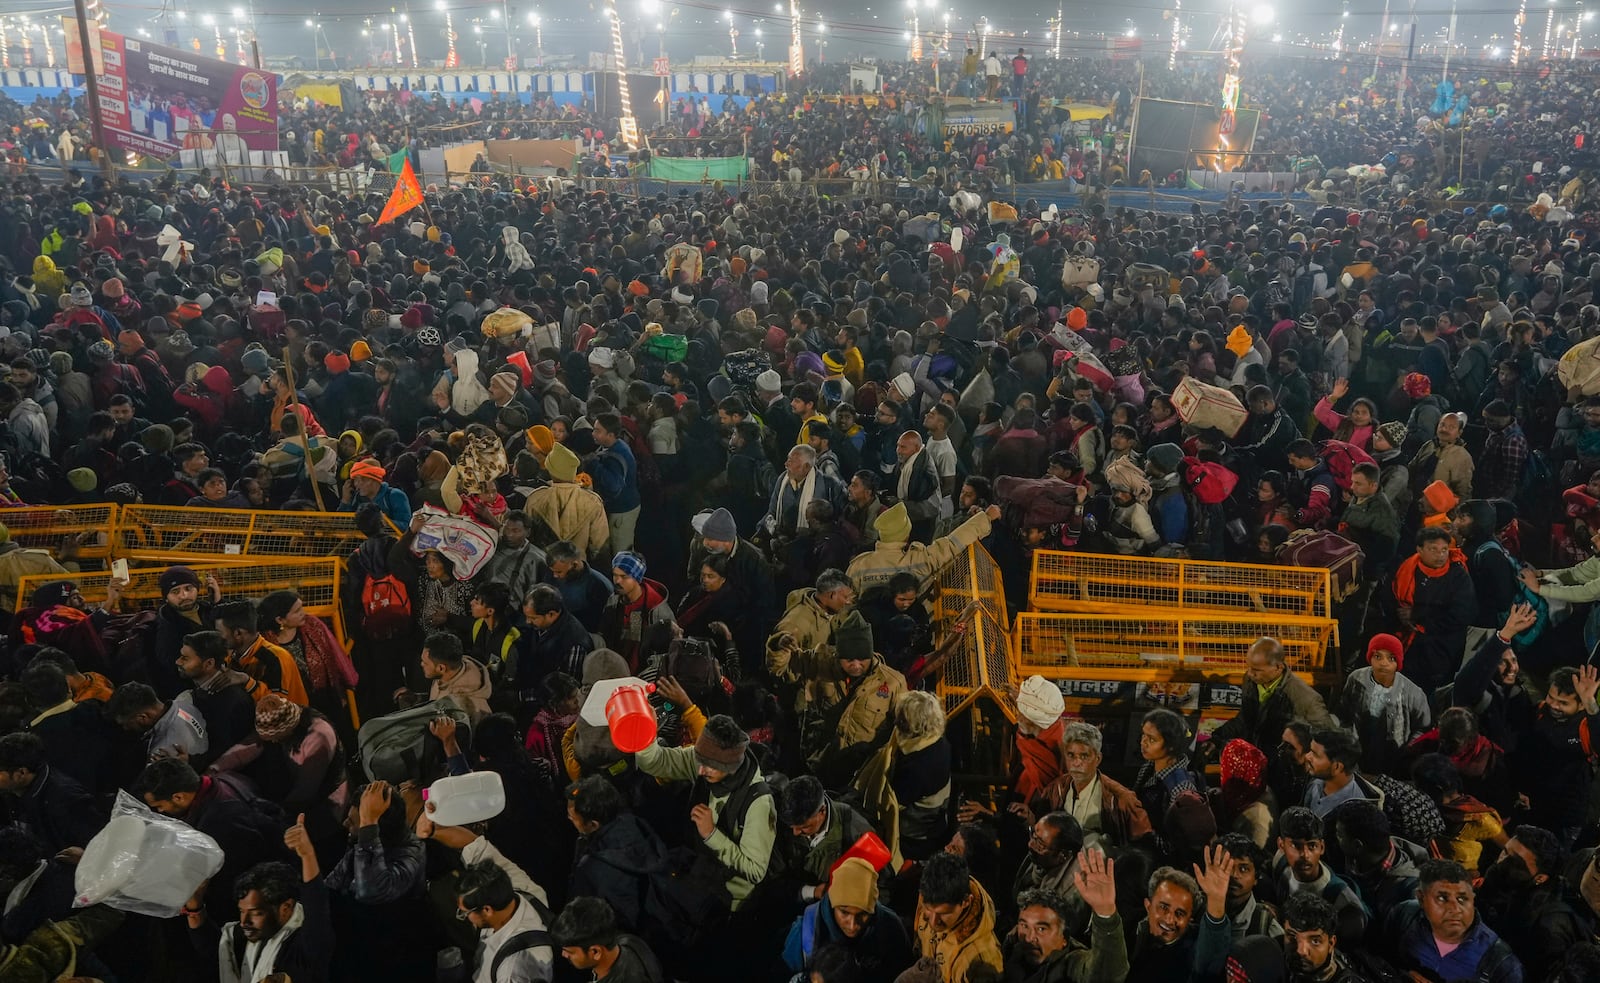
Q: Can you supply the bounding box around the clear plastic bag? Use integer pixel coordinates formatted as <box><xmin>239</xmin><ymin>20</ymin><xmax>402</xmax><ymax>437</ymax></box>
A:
<box><xmin>74</xmin><ymin>790</ymin><xmax>225</xmax><ymax>918</ymax></box>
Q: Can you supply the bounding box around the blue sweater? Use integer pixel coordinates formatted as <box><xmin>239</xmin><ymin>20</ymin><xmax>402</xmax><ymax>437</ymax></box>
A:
<box><xmin>339</xmin><ymin>482</ymin><xmax>413</xmax><ymax>529</ymax></box>
<box><xmin>586</xmin><ymin>440</ymin><xmax>640</xmax><ymax>513</ymax></box>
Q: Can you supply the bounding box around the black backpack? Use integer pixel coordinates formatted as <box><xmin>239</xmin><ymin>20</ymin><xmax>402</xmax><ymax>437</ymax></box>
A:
<box><xmin>640</xmin><ymin>775</ymin><xmax>774</xmax><ymax>948</ymax></box>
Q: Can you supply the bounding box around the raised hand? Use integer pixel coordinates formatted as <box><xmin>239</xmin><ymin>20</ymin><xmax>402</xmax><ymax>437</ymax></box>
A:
<box><xmin>1503</xmin><ymin>600</ymin><xmax>1539</xmax><ymax>637</ymax></box>
<box><xmin>284</xmin><ymin>813</ymin><xmax>313</xmax><ymax>858</ymax></box>
<box><xmin>1074</xmin><ymin>848</ymin><xmax>1118</xmax><ymax>918</ymax></box>
<box><xmin>1575</xmin><ymin>664</ymin><xmax>1600</xmax><ymax>713</ymax></box>
<box><xmin>358</xmin><ymin>781</ymin><xmax>392</xmax><ymax>827</ymax></box>
<box><xmin>1193</xmin><ymin>843</ymin><xmax>1235</xmax><ymax>920</ymax></box>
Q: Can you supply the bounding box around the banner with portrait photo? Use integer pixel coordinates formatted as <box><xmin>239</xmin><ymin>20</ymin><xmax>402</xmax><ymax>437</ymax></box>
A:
<box><xmin>95</xmin><ymin>29</ymin><xmax>278</xmax><ymax>161</ymax></box>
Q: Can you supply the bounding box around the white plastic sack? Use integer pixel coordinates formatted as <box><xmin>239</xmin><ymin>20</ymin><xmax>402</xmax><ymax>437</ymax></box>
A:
<box><xmin>75</xmin><ymin>790</ymin><xmax>225</xmax><ymax>918</ymax></box>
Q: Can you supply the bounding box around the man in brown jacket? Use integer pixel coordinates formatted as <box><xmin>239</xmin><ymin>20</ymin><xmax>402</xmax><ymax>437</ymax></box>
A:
<box><xmin>1029</xmin><ymin>720</ymin><xmax>1153</xmax><ymax>851</ymax></box>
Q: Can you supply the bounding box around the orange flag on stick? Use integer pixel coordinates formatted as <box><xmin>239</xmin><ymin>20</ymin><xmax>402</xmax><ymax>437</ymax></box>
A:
<box><xmin>377</xmin><ymin>158</ymin><xmax>425</xmax><ymax>226</ymax></box>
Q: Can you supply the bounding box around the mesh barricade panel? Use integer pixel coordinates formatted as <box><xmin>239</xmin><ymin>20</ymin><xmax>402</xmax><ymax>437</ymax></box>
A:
<box><xmin>114</xmin><ymin>505</ymin><xmax>363</xmax><ymax>562</ymax></box>
<box><xmin>1</xmin><ymin>503</ymin><xmax>118</xmax><ymax>560</ymax></box>
<box><xmin>1029</xmin><ymin>549</ymin><xmax>1333</xmax><ymax>620</ymax></box>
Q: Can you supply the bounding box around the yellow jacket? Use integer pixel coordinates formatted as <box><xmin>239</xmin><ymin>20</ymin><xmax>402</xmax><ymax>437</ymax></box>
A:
<box><xmin>913</xmin><ymin>876</ymin><xmax>1004</xmax><ymax>983</ymax></box>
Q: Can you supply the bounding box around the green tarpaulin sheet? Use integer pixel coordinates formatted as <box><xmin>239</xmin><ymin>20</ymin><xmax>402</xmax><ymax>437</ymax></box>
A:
<box><xmin>647</xmin><ymin>155</ymin><xmax>749</xmax><ymax>182</ymax></box>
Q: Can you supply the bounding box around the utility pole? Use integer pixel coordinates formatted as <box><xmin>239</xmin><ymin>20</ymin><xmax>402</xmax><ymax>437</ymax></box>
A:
<box><xmin>70</xmin><ymin>0</ymin><xmax>109</xmax><ymax>176</ymax></box>
<box><xmin>1396</xmin><ymin>0</ymin><xmax>1416</xmax><ymax>115</ymax></box>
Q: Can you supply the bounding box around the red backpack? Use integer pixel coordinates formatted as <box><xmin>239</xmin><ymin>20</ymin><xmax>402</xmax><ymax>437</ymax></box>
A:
<box><xmin>360</xmin><ymin>574</ymin><xmax>413</xmax><ymax>640</ymax></box>
<box><xmin>1182</xmin><ymin>457</ymin><xmax>1238</xmax><ymax>505</ymax></box>
<box><xmin>1318</xmin><ymin>439</ymin><xmax>1374</xmax><ymax>493</ymax></box>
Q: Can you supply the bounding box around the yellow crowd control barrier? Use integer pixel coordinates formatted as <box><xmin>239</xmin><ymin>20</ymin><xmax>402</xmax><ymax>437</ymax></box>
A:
<box><xmin>935</xmin><ymin>606</ymin><xmax>1018</xmax><ymax>723</ymax></box>
<box><xmin>934</xmin><ymin>543</ymin><xmax>1010</xmax><ymax>631</ymax></box>
<box><xmin>1013</xmin><ymin>610</ymin><xmax>1335</xmax><ymax>683</ymax></box>
<box><xmin>933</xmin><ymin>545</ymin><xmax>1017</xmax><ymax>723</ymax></box>
<box><xmin>114</xmin><ymin>505</ymin><xmax>364</xmax><ymax>563</ymax></box>
<box><xmin>1029</xmin><ymin>550</ymin><xmax>1335</xmax><ymax>621</ymax></box>
<box><xmin>0</xmin><ymin>503</ymin><xmax>118</xmax><ymax>560</ymax></box>
<box><xmin>15</xmin><ymin>558</ymin><xmax>350</xmax><ymax>643</ymax></box>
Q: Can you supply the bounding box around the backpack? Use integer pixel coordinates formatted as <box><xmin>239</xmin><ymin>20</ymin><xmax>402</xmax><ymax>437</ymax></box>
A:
<box><xmin>488</xmin><ymin>892</ymin><xmax>554</xmax><ymax>980</ymax></box>
<box><xmin>642</xmin><ymin>331</ymin><xmax>688</xmax><ymax>364</ymax></box>
<box><xmin>360</xmin><ymin>573</ymin><xmax>413</xmax><ymax>640</ymax></box>
<box><xmin>1182</xmin><ymin>457</ymin><xmax>1238</xmax><ymax>505</ymax></box>
<box><xmin>1291</xmin><ymin>268</ymin><xmax>1317</xmax><ymax>313</ymax></box>
<box><xmin>1318</xmin><ymin>439</ymin><xmax>1375</xmax><ymax>494</ymax></box>
<box><xmin>357</xmin><ymin>695</ymin><xmax>473</xmax><ymax>783</ymax></box>
<box><xmin>100</xmin><ymin>610</ymin><xmax>159</xmax><ymax>686</ymax></box>
<box><xmin>1472</xmin><ymin>538</ymin><xmax>1549</xmax><ymax>644</ymax></box>
<box><xmin>643</xmin><ymin>776</ymin><xmax>773</xmax><ymax>947</ymax></box>
<box><xmin>1520</xmin><ymin>447</ymin><xmax>1554</xmax><ymax>500</ymax></box>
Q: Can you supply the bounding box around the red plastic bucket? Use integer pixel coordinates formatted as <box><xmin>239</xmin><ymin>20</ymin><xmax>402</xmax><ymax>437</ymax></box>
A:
<box><xmin>605</xmin><ymin>684</ymin><xmax>657</xmax><ymax>753</ymax></box>
<box><xmin>829</xmin><ymin>831</ymin><xmax>892</xmax><ymax>878</ymax></box>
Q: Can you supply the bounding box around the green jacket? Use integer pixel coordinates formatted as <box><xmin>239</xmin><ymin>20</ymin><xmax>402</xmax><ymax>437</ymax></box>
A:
<box><xmin>633</xmin><ymin>740</ymin><xmax>776</xmax><ymax>910</ymax></box>
<box><xmin>999</xmin><ymin>912</ymin><xmax>1129</xmax><ymax>983</ymax></box>
<box><xmin>1537</xmin><ymin>555</ymin><xmax>1600</xmax><ymax>603</ymax></box>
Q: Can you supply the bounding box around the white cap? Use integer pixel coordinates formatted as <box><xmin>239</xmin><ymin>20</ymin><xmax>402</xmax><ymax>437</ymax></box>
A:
<box><xmin>588</xmin><ymin>347</ymin><xmax>616</xmax><ymax>369</ymax></box>
<box><xmin>756</xmin><ymin>369</ymin><xmax>782</xmax><ymax>393</ymax></box>
<box><xmin>1016</xmin><ymin>675</ymin><xmax>1064</xmax><ymax>730</ymax></box>
<box><xmin>892</xmin><ymin>372</ymin><xmax>916</xmax><ymax>398</ymax></box>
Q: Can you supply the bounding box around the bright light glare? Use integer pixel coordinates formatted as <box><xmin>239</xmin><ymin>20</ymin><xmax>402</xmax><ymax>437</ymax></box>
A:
<box><xmin>490</xmin><ymin>7</ymin><xmax>500</xmax><ymax>17</ymax></box>
<box><xmin>305</xmin><ymin>18</ymin><xmax>315</xmax><ymax>26</ymax></box>
<box><xmin>527</xmin><ymin>12</ymin><xmax>540</xmax><ymax>24</ymax></box>
<box><xmin>1251</xmin><ymin>4</ymin><xmax>1275</xmax><ymax>25</ymax></box>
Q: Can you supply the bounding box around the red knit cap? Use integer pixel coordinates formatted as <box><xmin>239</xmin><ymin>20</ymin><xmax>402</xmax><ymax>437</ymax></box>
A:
<box><xmin>1366</xmin><ymin>632</ymin><xmax>1404</xmax><ymax>670</ymax></box>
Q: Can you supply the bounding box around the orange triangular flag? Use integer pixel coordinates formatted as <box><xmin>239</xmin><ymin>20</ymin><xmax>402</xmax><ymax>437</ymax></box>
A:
<box><xmin>378</xmin><ymin>158</ymin><xmax>425</xmax><ymax>226</ymax></box>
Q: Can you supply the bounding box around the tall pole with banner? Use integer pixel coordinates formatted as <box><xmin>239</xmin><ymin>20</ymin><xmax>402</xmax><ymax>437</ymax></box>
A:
<box><xmin>70</xmin><ymin>0</ymin><xmax>109</xmax><ymax>175</ymax></box>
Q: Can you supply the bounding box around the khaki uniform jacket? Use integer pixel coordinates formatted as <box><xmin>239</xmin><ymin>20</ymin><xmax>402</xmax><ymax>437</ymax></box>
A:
<box><xmin>766</xmin><ymin>588</ymin><xmax>839</xmax><ymax>656</ymax></box>
<box><xmin>525</xmin><ymin>481</ymin><xmax>610</xmax><ymax>558</ymax></box>
<box><xmin>845</xmin><ymin>511</ymin><xmax>993</xmax><ymax>597</ymax></box>
<box><xmin>0</xmin><ymin>544</ymin><xmax>69</xmax><ymax>615</ymax></box>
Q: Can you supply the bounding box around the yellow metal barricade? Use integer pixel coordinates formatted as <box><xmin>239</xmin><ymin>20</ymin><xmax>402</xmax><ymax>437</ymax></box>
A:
<box><xmin>0</xmin><ymin>503</ymin><xmax>118</xmax><ymax>560</ymax></box>
<box><xmin>935</xmin><ymin>607</ymin><xmax>1018</xmax><ymax>723</ymax></box>
<box><xmin>1029</xmin><ymin>549</ymin><xmax>1333</xmax><ymax>620</ymax></box>
<box><xmin>15</xmin><ymin>558</ymin><xmax>350</xmax><ymax>644</ymax></box>
<box><xmin>114</xmin><ymin>505</ymin><xmax>363</xmax><ymax>563</ymax></box>
<box><xmin>934</xmin><ymin>543</ymin><xmax>1009</xmax><ymax>631</ymax></box>
<box><xmin>1013</xmin><ymin>610</ymin><xmax>1335</xmax><ymax>683</ymax></box>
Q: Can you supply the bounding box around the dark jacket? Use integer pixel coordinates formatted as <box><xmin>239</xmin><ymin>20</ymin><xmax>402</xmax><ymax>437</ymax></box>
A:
<box><xmin>544</xmin><ymin>563</ymin><xmax>615</xmax><ymax>634</ymax></box>
<box><xmin>4</xmin><ymin>765</ymin><xmax>103</xmax><ymax>853</ymax></box>
<box><xmin>781</xmin><ymin>796</ymin><xmax>877</xmax><ymax>887</ymax></box>
<box><xmin>1385</xmin><ymin>902</ymin><xmax>1523</xmax><ymax>983</ymax></box>
<box><xmin>1000</xmin><ymin>912</ymin><xmax>1129</xmax><ymax>983</ymax></box>
<box><xmin>1127</xmin><ymin>913</ymin><xmax>1232</xmax><ymax>983</ymax></box>
<box><xmin>1480</xmin><ymin>882</ymin><xmax>1587</xmax><ymax>981</ymax></box>
<box><xmin>28</xmin><ymin>699</ymin><xmax>119</xmax><ymax>793</ymax></box>
<box><xmin>570</xmin><ymin>813</ymin><xmax>671</xmax><ymax>933</ymax></box>
<box><xmin>154</xmin><ymin>600</ymin><xmax>216</xmax><ymax>700</ymax></box>
<box><xmin>782</xmin><ymin>896</ymin><xmax>915</xmax><ymax>978</ymax></box>
<box><xmin>1211</xmin><ymin>672</ymin><xmax>1334</xmax><ymax>755</ymax></box>
<box><xmin>183</xmin><ymin>772</ymin><xmax>291</xmax><ymax>918</ymax></box>
<box><xmin>515</xmin><ymin>608</ymin><xmax>595</xmax><ymax>683</ymax></box>
<box><xmin>890</xmin><ymin>449</ymin><xmax>943</xmax><ymax>541</ymax></box>
<box><xmin>324</xmin><ymin>825</ymin><xmax>426</xmax><ymax>904</ymax></box>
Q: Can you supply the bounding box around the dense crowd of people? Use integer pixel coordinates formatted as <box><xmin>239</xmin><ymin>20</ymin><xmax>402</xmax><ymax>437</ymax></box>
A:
<box><xmin>5</xmin><ymin>43</ymin><xmax>1600</xmax><ymax>983</ymax></box>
